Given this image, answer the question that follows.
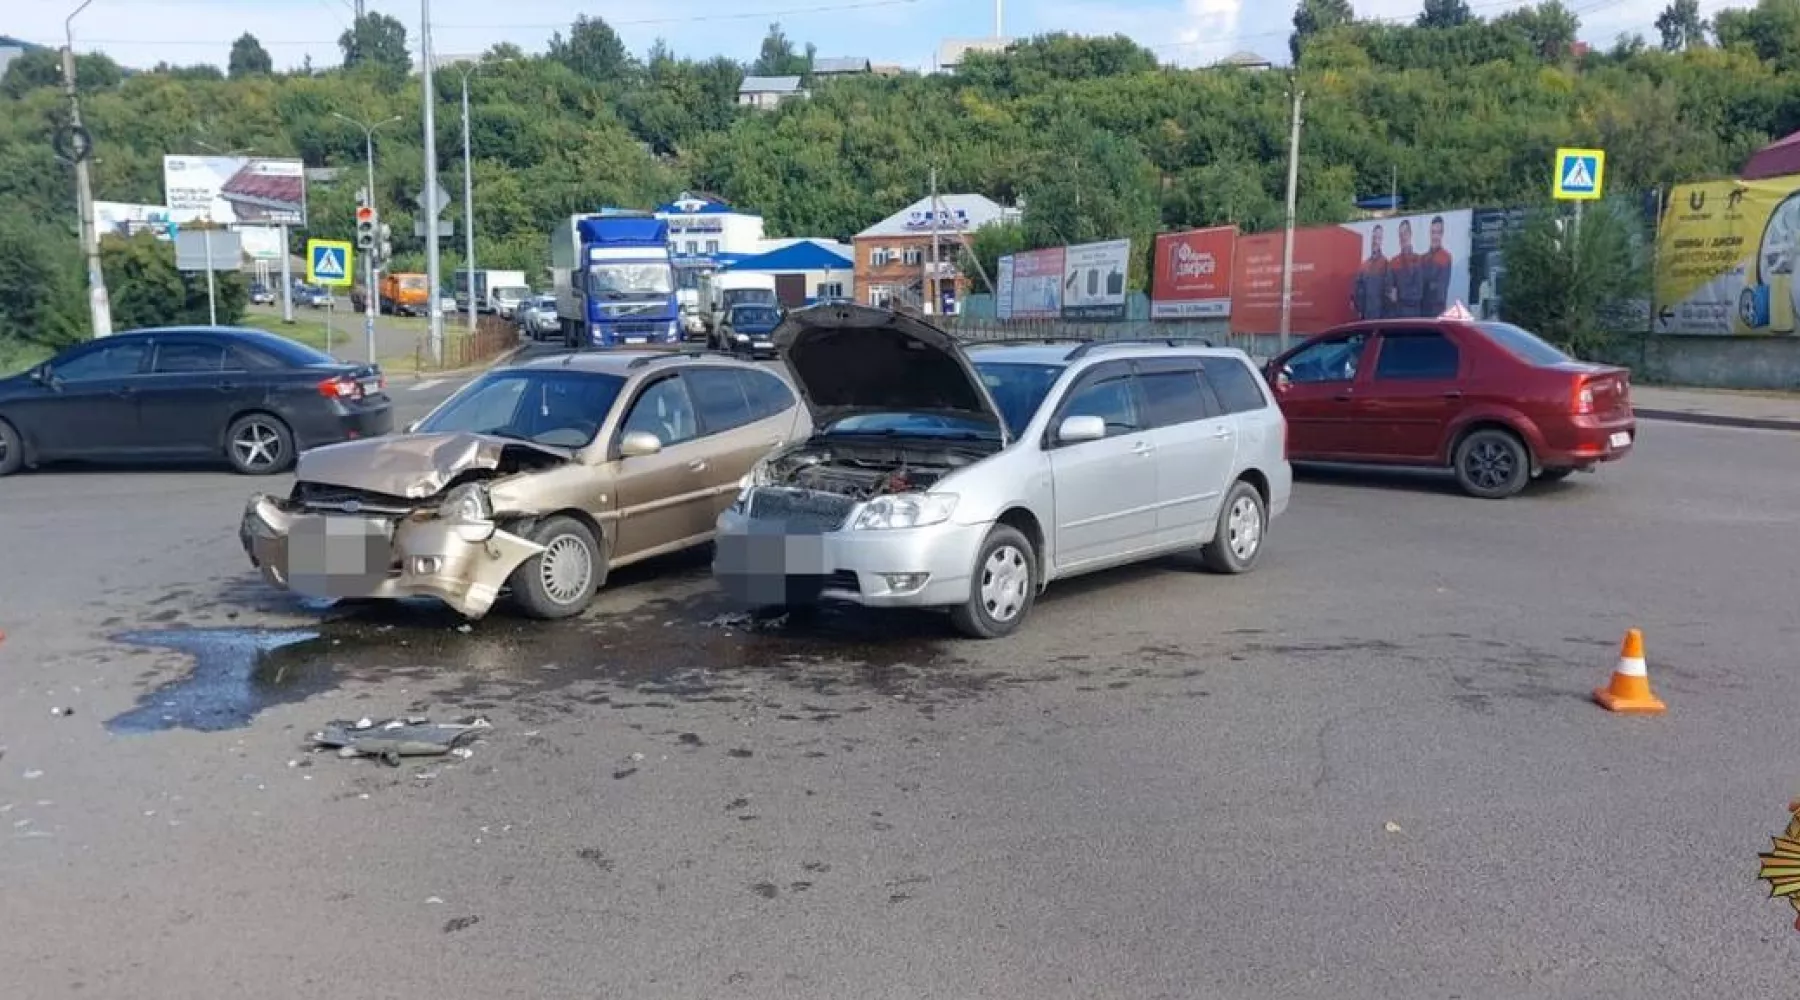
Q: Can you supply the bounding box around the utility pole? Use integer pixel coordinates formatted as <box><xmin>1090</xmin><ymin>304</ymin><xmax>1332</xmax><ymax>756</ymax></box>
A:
<box><xmin>460</xmin><ymin>65</ymin><xmax>478</xmax><ymax>333</ymax></box>
<box><xmin>420</xmin><ymin>0</ymin><xmax>444</xmax><ymax>365</ymax></box>
<box><xmin>928</xmin><ymin>167</ymin><xmax>940</xmax><ymax>315</ymax></box>
<box><xmin>1279</xmin><ymin>82</ymin><xmax>1304</xmax><ymax>352</ymax></box>
<box><xmin>63</xmin><ymin>0</ymin><xmax>111</xmax><ymax>337</ymax></box>
<box><xmin>995</xmin><ymin>0</ymin><xmax>1003</xmax><ymax>36</ymax></box>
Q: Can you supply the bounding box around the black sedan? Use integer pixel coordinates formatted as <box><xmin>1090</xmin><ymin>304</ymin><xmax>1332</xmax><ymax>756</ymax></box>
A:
<box><xmin>0</xmin><ymin>327</ymin><xmax>394</xmax><ymax>477</ymax></box>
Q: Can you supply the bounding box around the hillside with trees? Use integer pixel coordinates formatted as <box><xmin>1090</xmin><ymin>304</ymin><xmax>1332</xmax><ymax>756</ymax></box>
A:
<box><xmin>3</xmin><ymin>0</ymin><xmax>1800</xmax><ymax>360</ymax></box>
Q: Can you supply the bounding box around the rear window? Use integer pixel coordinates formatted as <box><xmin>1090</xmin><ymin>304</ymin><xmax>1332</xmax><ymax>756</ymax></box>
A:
<box><xmin>1477</xmin><ymin>322</ymin><xmax>1573</xmax><ymax>366</ymax></box>
<box><xmin>1203</xmin><ymin>358</ymin><xmax>1270</xmax><ymax>414</ymax></box>
<box><xmin>225</xmin><ymin>330</ymin><xmax>338</xmax><ymax>368</ymax></box>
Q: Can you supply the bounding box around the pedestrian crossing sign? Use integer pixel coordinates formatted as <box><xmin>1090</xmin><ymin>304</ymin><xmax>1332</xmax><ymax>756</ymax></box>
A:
<box><xmin>1553</xmin><ymin>147</ymin><xmax>1605</xmax><ymax>201</ymax></box>
<box><xmin>306</xmin><ymin>239</ymin><xmax>354</xmax><ymax>287</ymax></box>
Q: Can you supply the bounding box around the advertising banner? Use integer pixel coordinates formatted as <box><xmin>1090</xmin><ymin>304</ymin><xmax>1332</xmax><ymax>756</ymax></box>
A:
<box><xmin>1468</xmin><ymin>206</ymin><xmax>1527</xmax><ymax>321</ymax></box>
<box><xmin>995</xmin><ymin>255</ymin><xmax>1015</xmax><ymax>321</ymax></box>
<box><xmin>1230</xmin><ymin>209</ymin><xmax>1473</xmax><ymax>335</ymax></box>
<box><xmin>1062</xmin><ymin>238</ymin><xmax>1131</xmax><ymax>320</ymax></box>
<box><xmin>94</xmin><ymin>201</ymin><xmax>180</xmax><ymax>241</ymax></box>
<box><xmin>1010</xmin><ymin>246</ymin><xmax>1065</xmax><ymax>320</ymax></box>
<box><xmin>1151</xmin><ymin>227</ymin><xmax>1235</xmax><ymax>319</ymax></box>
<box><xmin>163</xmin><ymin>155</ymin><xmax>308</xmax><ymax>227</ymax></box>
<box><xmin>1654</xmin><ymin>175</ymin><xmax>1800</xmax><ymax>336</ymax></box>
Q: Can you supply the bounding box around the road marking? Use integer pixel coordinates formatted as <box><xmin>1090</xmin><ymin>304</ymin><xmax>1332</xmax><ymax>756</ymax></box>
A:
<box><xmin>410</xmin><ymin>379</ymin><xmax>447</xmax><ymax>392</ymax></box>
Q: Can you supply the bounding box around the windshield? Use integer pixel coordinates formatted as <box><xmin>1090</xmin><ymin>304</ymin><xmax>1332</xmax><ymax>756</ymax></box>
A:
<box><xmin>975</xmin><ymin>362</ymin><xmax>1066</xmax><ymax>438</ymax></box>
<box><xmin>416</xmin><ymin>370</ymin><xmax>626</xmax><ymax>449</ymax></box>
<box><xmin>731</xmin><ymin>306</ymin><xmax>781</xmax><ymax>326</ymax></box>
<box><xmin>496</xmin><ymin>286</ymin><xmax>529</xmax><ymax>301</ymax></box>
<box><xmin>825</xmin><ymin>412</ymin><xmax>1000</xmax><ymax>440</ymax></box>
<box><xmin>588</xmin><ymin>264</ymin><xmax>673</xmax><ymax>299</ymax></box>
<box><xmin>723</xmin><ymin>288</ymin><xmax>776</xmax><ymax>308</ymax></box>
<box><xmin>1477</xmin><ymin>322</ymin><xmax>1574</xmax><ymax>365</ymax></box>
<box><xmin>397</xmin><ymin>275</ymin><xmax>427</xmax><ymax>290</ymax></box>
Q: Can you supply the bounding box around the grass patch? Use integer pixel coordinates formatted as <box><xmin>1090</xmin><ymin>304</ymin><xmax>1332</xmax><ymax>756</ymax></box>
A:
<box><xmin>0</xmin><ymin>338</ymin><xmax>53</xmax><ymax>377</ymax></box>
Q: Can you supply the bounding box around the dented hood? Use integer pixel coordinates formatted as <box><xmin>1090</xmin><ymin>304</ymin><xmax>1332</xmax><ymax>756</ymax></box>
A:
<box><xmin>772</xmin><ymin>303</ymin><xmax>1010</xmax><ymax>444</ymax></box>
<box><xmin>294</xmin><ymin>432</ymin><xmax>572</xmax><ymax>499</ymax></box>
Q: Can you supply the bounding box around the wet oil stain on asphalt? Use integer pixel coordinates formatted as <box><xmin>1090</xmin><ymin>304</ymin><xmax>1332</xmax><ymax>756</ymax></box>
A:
<box><xmin>105</xmin><ymin>628</ymin><xmax>332</xmax><ymax>733</ymax></box>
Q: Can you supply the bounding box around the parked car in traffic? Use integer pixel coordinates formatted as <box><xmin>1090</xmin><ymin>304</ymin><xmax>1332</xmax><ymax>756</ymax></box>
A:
<box><xmin>518</xmin><ymin>295</ymin><xmax>561</xmax><ymax>340</ymax></box>
<box><xmin>240</xmin><ymin>351</ymin><xmax>810</xmax><ymax>621</ymax></box>
<box><xmin>712</xmin><ymin>304</ymin><xmax>1291</xmax><ymax>639</ymax></box>
<box><xmin>249</xmin><ymin>282</ymin><xmax>276</xmax><ymax>306</ymax></box>
<box><xmin>0</xmin><ymin>327</ymin><xmax>391</xmax><ymax>478</ymax></box>
<box><xmin>1264</xmin><ymin>319</ymin><xmax>1635</xmax><ymax>499</ymax></box>
<box><xmin>492</xmin><ymin>286</ymin><xmax>531</xmax><ymax>319</ymax></box>
<box><xmin>712</xmin><ymin>303</ymin><xmax>783</xmax><ymax>358</ymax></box>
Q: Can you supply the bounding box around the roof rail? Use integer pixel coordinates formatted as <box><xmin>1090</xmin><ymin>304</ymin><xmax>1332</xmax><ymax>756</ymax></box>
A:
<box><xmin>961</xmin><ymin>336</ymin><xmax>1092</xmax><ymax>348</ymax></box>
<box><xmin>626</xmin><ymin>349</ymin><xmax>709</xmax><ymax>369</ymax></box>
<box><xmin>1064</xmin><ymin>338</ymin><xmax>1214</xmax><ymax>360</ymax></box>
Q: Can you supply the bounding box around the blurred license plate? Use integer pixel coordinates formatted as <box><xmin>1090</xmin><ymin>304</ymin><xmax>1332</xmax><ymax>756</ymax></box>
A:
<box><xmin>626</xmin><ymin>336</ymin><xmax>646</xmax><ymax>344</ymax></box>
<box><xmin>287</xmin><ymin>515</ymin><xmax>392</xmax><ymax>591</ymax></box>
<box><xmin>1609</xmin><ymin>432</ymin><xmax>1631</xmax><ymax>448</ymax></box>
<box><xmin>359</xmin><ymin>378</ymin><xmax>382</xmax><ymax>396</ymax></box>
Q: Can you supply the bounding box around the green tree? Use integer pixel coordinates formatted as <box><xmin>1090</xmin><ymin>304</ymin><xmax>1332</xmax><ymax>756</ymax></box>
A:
<box><xmin>752</xmin><ymin>23</ymin><xmax>814</xmax><ymax>77</ymax></box>
<box><xmin>1495</xmin><ymin>1</ymin><xmax>1581</xmax><ymax>61</ymax></box>
<box><xmin>0</xmin><ymin>218</ymin><xmax>86</xmax><ymax>348</ymax></box>
<box><xmin>549</xmin><ymin>15</ymin><xmax>635</xmax><ymax>83</ymax></box>
<box><xmin>963</xmin><ymin>221</ymin><xmax>1030</xmax><ymax>294</ymax></box>
<box><xmin>339</xmin><ymin>13</ymin><xmax>410</xmax><ymax>76</ymax></box>
<box><xmin>1</xmin><ymin>48</ymin><xmax>122</xmax><ymax>98</ymax></box>
<box><xmin>229</xmin><ymin>33</ymin><xmax>275</xmax><ymax>77</ymax></box>
<box><xmin>1416</xmin><ymin>0</ymin><xmax>1473</xmax><ymax>29</ymax></box>
<box><xmin>1497</xmin><ymin>200</ymin><xmax>1649</xmax><ymax>355</ymax></box>
<box><xmin>100</xmin><ymin>232</ymin><xmax>247</xmax><ymax>331</ymax></box>
<box><xmin>1714</xmin><ymin>0</ymin><xmax>1800</xmax><ymax>66</ymax></box>
<box><xmin>1292</xmin><ymin>0</ymin><xmax>1357</xmax><ymax>62</ymax></box>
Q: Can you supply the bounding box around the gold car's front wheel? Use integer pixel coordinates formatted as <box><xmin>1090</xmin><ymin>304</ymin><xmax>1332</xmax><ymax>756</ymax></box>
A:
<box><xmin>509</xmin><ymin>516</ymin><xmax>605</xmax><ymax>619</ymax></box>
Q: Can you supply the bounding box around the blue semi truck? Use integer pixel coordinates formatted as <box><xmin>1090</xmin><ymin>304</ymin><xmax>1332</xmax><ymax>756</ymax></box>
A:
<box><xmin>550</xmin><ymin>211</ymin><xmax>680</xmax><ymax>348</ymax></box>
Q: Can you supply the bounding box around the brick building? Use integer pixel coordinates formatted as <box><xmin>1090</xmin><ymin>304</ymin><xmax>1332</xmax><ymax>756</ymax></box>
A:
<box><xmin>852</xmin><ymin>193</ymin><xmax>1018</xmax><ymax>315</ymax></box>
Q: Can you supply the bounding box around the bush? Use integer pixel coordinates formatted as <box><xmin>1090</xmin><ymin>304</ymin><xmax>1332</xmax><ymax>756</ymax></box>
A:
<box><xmin>1497</xmin><ymin>198</ymin><xmax>1650</xmax><ymax>356</ymax></box>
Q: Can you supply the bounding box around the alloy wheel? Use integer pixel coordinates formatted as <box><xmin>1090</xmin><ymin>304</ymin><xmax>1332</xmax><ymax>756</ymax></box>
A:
<box><xmin>1463</xmin><ymin>439</ymin><xmax>1516</xmax><ymax>491</ymax></box>
<box><xmin>232</xmin><ymin>421</ymin><xmax>284</xmax><ymax>472</ymax></box>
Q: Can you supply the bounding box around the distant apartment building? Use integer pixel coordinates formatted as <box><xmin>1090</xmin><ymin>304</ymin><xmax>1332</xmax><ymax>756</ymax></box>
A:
<box><xmin>853</xmin><ymin>193</ymin><xmax>1019</xmax><ymax>315</ymax></box>
<box><xmin>737</xmin><ymin>75</ymin><xmax>807</xmax><ymax>110</ymax></box>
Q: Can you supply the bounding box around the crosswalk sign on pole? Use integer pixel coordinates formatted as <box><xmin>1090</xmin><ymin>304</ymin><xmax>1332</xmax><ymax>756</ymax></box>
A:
<box><xmin>306</xmin><ymin>239</ymin><xmax>355</xmax><ymax>287</ymax></box>
<box><xmin>1553</xmin><ymin>147</ymin><xmax>1605</xmax><ymax>201</ymax></box>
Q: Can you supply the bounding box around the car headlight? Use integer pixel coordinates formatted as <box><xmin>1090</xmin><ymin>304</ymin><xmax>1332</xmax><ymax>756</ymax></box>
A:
<box><xmin>437</xmin><ymin>483</ymin><xmax>492</xmax><ymax>523</ymax></box>
<box><xmin>727</xmin><ymin>466</ymin><xmax>771</xmax><ymax>513</ymax></box>
<box><xmin>852</xmin><ymin>493</ymin><xmax>958</xmax><ymax>531</ymax></box>
<box><xmin>734</xmin><ymin>332</ymin><xmax>749</xmax><ymax>341</ymax></box>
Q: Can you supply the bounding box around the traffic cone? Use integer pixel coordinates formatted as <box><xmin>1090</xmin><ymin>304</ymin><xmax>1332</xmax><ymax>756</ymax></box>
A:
<box><xmin>1593</xmin><ymin>628</ymin><xmax>1666</xmax><ymax>714</ymax></box>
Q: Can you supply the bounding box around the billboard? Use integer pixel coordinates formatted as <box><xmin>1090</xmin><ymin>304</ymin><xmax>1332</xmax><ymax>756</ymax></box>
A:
<box><xmin>995</xmin><ymin>255</ymin><xmax>1015</xmax><ymax>321</ymax></box>
<box><xmin>1151</xmin><ymin>227</ymin><xmax>1235</xmax><ymax>319</ymax></box>
<box><xmin>1468</xmin><ymin>207</ymin><xmax>1528</xmax><ymax>321</ymax></box>
<box><xmin>1010</xmin><ymin>246</ymin><xmax>1065</xmax><ymax>320</ymax></box>
<box><xmin>1654</xmin><ymin>175</ymin><xmax>1800</xmax><ymax>336</ymax></box>
<box><xmin>1230</xmin><ymin>210</ymin><xmax>1472</xmax><ymax>335</ymax></box>
<box><xmin>94</xmin><ymin>201</ymin><xmax>179</xmax><ymax>241</ymax></box>
<box><xmin>163</xmin><ymin>155</ymin><xmax>308</xmax><ymax>227</ymax></box>
<box><xmin>1062</xmin><ymin>238</ymin><xmax>1130</xmax><ymax>320</ymax></box>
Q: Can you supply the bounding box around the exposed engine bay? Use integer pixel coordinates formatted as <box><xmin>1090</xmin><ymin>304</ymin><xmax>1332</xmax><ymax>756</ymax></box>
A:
<box><xmin>763</xmin><ymin>439</ymin><xmax>993</xmax><ymax>500</ymax></box>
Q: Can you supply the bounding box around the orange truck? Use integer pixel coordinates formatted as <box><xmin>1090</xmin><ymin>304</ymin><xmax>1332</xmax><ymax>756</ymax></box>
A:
<box><xmin>378</xmin><ymin>272</ymin><xmax>432</xmax><ymax>316</ymax></box>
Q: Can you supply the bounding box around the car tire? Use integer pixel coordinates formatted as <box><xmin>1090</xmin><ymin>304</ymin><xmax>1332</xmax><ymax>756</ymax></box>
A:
<box><xmin>949</xmin><ymin>524</ymin><xmax>1037</xmax><ymax>640</ymax></box>
<box><xmin>225</xmin><ymin>413</ymin><xmax>295</xmax><ymax>475</ymax></box>
<box><xmin>509</xmin><ymin>516</ymin><xmax>605</xmax><ymax>620</ymax></box>
<box><xmin>0</xmin><ymin>418</ymin><xmax>23</xmax><ymax>477</ymax></box>
<box><xmin>1200</xmin><ymin>479</ymin><xmax>1268</xmax><ymax>574</ymax></box>
<box><xmin>1537</xmin><ymin>467</ymin><xmax>1576</xmax><ymax>483</ymax></box>
<box><xmin>1453</xmin><ymin>427</ymin><xmax>1531</xmax><ymax>499</ymax></box>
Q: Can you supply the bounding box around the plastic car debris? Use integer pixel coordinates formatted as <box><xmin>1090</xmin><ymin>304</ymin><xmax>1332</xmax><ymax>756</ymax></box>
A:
<box><xmin>311</xmin><ymin>716</ymin><xmax>490</xmax><ymax>765</ymax></box>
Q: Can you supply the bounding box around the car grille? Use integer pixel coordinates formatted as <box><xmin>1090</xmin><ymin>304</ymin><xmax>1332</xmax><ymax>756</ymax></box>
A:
<box><xmin>291</xmin><ymin>482</ymin><xmax>421</xmax><ymax>516</ymax></box>
<box><xmin>605</xmin><ymin>322</ymin><xmax>667</xmax><ymax>340</ymax></box>
<box><xmin>745</xmin><ymin>487</ymin><xmax>854</xmax><ymax>532</ymax></box>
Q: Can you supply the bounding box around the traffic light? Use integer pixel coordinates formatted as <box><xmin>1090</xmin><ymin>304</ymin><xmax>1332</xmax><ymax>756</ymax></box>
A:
<box><xmin>355</xmin><ymin>206</ymin><xmax>376</xmax><ymax>250</ymax></box>
<box><xmin>378</xmin><ymin>223</ymin><xmax>392</xmax><ymax>264</ymax></box>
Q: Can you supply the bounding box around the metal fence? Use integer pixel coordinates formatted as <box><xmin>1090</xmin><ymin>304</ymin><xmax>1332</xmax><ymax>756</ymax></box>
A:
<box><xmin>943</xmin><ymin>316</ymin><xmax>1289</xmax><ymax>363</ymax></box>
<box><xmin>413</xmin><ymin>315</ymin><xmax>522</xmax><ymax>372</ymax></box>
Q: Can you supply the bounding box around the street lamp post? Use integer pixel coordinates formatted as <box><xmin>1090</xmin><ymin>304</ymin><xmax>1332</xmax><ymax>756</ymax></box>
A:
<box><xmin>63</xmin><ymin>0</ymin><xmax>112</xmax><ymax>337</ymax></box>
<box><xmin>457</xmin><ymin>58</ymin><xmax>513</xmax><ymax>334</ymax></box>
<box><xmin>420</xmin><ymin>0</ymin><xmax>444</xmax><ymax>366</ymax></box>
<box><xmin>332</xmin><ymin>112</ymin><xmax>402</xmax><ymax>364</ymax></box>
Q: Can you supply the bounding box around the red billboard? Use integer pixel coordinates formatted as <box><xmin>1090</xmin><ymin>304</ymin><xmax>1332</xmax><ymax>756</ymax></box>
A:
<box><xmin>1151</xmin><ymin>227</ymin><xmax>1236</xmax><ymax>319</ymax></box>
<box><xmin>1230</xmin><ymin>210</ymin><xmax>1475</xmax><ymax>335</ymax></box>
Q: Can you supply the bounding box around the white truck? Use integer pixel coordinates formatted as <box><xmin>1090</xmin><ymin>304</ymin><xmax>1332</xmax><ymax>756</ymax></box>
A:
<box><xmin>452</xmin><ymin>269</ymin><xmax>530</xmax><ymax>316</ymax></box>
<box><xmin>697</xmin><ymin>271</ymin><xmax>778</xmax><ymax>338</ymax></box>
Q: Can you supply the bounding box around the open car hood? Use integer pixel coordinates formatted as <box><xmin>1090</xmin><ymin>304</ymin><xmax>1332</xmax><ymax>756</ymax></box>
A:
<box><xmin>294</xmin><ymin>432</ymin><xmax>572</xmax><ymax>499</ymax></box>
<box><xmin>771</xmin><ymin>303</ymin><xmax>1009</xmax><ymax>444</ymax></box>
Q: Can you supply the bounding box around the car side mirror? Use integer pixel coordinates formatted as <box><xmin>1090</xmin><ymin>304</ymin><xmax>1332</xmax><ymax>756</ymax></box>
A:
<box><xmin>32</xmin><ymin>365</ymin><xmax>58</xmax><ymax>388</ymax></box>
<box><xmin>619</xmin><ymin>431</ymin><xmax>663</xmax><ymax>458</ymax></box>
<box><xmin>1056</xmin><ymin>415</ymin><xmax>1106</xmax><ymax>445</ymax></box>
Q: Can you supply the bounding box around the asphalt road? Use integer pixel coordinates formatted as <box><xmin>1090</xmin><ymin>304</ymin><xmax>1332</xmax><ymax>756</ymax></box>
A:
<box><xmin>2</xmin><ymin>393</ymin><xmax>1798</xmax><ymax>999</ymax></box>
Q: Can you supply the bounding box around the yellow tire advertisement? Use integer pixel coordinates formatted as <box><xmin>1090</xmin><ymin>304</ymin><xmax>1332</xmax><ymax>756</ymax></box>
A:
<box><xmin>1654</xmin><ymin>174</ymin><xmax>1800</xmax><ymax>336</ymax></box>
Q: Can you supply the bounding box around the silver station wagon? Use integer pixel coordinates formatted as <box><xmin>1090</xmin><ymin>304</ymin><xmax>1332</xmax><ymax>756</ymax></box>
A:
<box><xmin>712</xmin><ymin>304</ymin><xmax>1293</xmax><ymax>638</ymax></box>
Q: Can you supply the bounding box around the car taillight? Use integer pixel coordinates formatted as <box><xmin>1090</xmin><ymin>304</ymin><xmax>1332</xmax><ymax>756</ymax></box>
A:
<box><xmin>319</xmin><ymin>376</ymin><xmax>361</xmax><ymax>400</ymax></box>
<box><xmin>1574</xmin><ymin>381</ymin><xmax>1595</xmax><ymax>414</ymax></box>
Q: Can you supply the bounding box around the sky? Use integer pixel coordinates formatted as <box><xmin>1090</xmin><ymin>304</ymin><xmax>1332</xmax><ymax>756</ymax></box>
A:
<box><xmin>7</xmin><ymin>0</ymin><xmax>1735</xmax><ymax>73</ymax></box>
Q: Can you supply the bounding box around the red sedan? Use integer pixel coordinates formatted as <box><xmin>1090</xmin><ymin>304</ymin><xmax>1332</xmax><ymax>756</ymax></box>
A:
<box><xmin>1265</xmin><ymin>319</ymin><xmax>1635</xmax><ymax>499</ymax></box>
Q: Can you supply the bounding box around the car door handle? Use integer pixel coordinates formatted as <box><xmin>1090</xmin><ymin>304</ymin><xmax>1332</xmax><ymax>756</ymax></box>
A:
<box><xmin>689</xmin><ymin>460</ymin><xmax>708</xmax><ymax>473</ymax></box>
<box><xmin>1442</xmin><ymin>390</ymin><xmax>1464</xmax><ymax>400</ymax></box>
<box><xmin>1131</xmin><ymin>441</ymin><xmax>1154</xmax><ymax>456</ymax></box>
<box><xmin>217</xmin><ymin>382</ymin><xmax>240</xmax><ymax>392</ymax></box>
<box><xmin>1212</xmin><ymin>426</ymin><xmax>1232</xmax><ymax>439</ymax></box>
<box><xmin>112</xmin><ymin>387</ymin><xmax>135</xmax><ymax>398</ymax></box>
<box><xmin>1332</xmin><ymin>393</ymin><xmax>1353</xmax><ymax>402</ymax></box>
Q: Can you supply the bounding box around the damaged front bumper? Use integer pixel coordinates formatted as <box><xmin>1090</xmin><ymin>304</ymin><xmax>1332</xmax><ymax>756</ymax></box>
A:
<box><xmin>239</xmin><ymin>494</ymin><xmax>545</xmax><ymax>619</ymax></box>
<box><xmin>712</xmin><ymin>504</ymin><xmax>985</xmax><ymax>610</ymax></box>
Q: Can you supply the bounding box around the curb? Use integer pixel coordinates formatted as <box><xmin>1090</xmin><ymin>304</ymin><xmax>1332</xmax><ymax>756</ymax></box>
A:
<box><xmin>387</xmin><ymin>343</ymin><xmax>528</xmax><ymax>383</ymax></box>
<box><xmin>1635</xmin><ymin>408</ymin><xmax>1800</xmax><ymax>433</ymax></box>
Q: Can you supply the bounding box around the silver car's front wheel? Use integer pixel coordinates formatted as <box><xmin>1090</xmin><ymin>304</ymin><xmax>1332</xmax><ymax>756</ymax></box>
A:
<box><xmin>950</xmin><ymin>524</ymin><xmax>1037</xmax><ymax>640</ymax></box>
